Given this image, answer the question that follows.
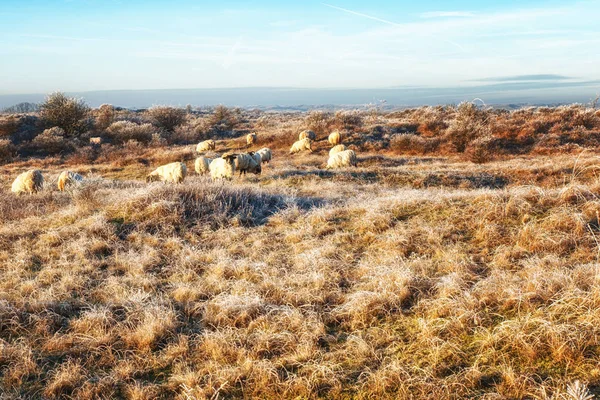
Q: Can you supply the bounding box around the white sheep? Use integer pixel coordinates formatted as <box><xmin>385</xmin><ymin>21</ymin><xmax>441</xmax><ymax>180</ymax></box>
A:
<box><xmin>327</xmin><ymin>150</ymin><xmax>357</xmax><ymax>169</ymax></box>
<box><xmin>256</xmin><ymin>148</ymin><xmax>272</xmax><ymax>164</ymax></box>
<box><xmin>11</xmin><ymin>170</ymin><xmax>44</xmax><ymax>195</ymax></box>
<box><xmin>329</xmin><ymin>144</ymin><xmax>347</xmax><ymax>157</ymax></box>
<box><xmin>328</xmin><ymin>131</ymin><xmax>342</xmax><ymax>146</ymax></box>
<box><xmin>246</xmin><ymin>133</ymin><xmax>257</xmax><ymax>147</ymax></box>
<box><xmin>194</xmin><ymin>156</ymin><xmax>212</xmax><ymax>175</ymax></box>
<box><xmin>235</xmin><ymin>152</ymin><xmax>261</xmax><ymax>176</ymax></box>
<box><xmin>146</xmin><ymin>162</ymin><xmax>187</xmax><ymax>183</ymax></box>
<box><xmin>299</xmin><ymin>130</ymin><xmax>316</xmax><ymax>141</ymax></box>
<box><xmin>209</xmin><ymin>154</ymin><xmax>238</xmax><ymax>181</ymax></box>
<box><xmin>57</xmin><ymin>171</ymin><xmax>84</xmax><ymax>191</ymax></box>
<box><xmin>196</xmin><ymin>139</ymin><xmax>216</xmax><ymax>153</ymax></box>
<box><xmin>89</xmin><ymin>137</ymin><xmax>102</xmax><ymax>145</ymax></box>
<box><xmin>289</xmin><ymin>138</ymin><xmax>313</xmax><ymax>154</ymax></box>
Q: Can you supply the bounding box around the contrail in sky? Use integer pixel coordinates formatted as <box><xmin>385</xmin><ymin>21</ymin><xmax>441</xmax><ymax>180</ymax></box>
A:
<box><xmin>321</xmin><ymin>2</ymin><xmax>467</xmax><ymax>52</ymax></box>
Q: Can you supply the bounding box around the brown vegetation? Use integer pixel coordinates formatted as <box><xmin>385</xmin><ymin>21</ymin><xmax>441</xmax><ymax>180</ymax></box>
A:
<box><xmin>1</xmin><ymin>99</ymin><xmax>600</xmax><ymax>398</ymax></box>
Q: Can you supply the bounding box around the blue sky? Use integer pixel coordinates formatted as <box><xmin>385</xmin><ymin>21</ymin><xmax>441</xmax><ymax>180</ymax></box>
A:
<box><xmin>1</xmin><ymin>0</ymin><xmax>599</xmax><ymax>94</ymax></box>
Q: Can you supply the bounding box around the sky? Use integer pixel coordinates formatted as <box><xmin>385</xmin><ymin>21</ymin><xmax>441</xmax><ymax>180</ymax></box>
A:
<box><xmin>0</xmin><ymin>0</ymin><xmax>599</xmax><ymax>95</ymax></box>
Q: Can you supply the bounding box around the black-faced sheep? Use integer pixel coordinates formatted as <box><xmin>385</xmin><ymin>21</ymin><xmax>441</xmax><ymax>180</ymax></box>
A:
<box><xmin>235</xmin><ymin>152</ymin><xmax>261</xmax><ymax>176</ymax></box>
<box><xmin>209</xmin><ymin>154</ymin><xmax>238</xmax><ymax>181</ymax></box>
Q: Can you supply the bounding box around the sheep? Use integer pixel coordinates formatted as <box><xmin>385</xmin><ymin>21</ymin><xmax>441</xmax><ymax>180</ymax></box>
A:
<box><xmin>328</xmin><ymin>131</ymin><xmax>342</xmax><ymax>146</ymax></box>
<box><xmin>256</xmin><ymin>147</ymin><xmax>272</xmax><ymax>164</ymax></box>
<box><xmin>209</xmin><ymin>154</ymin><xmax>238</xmax><ymax>181</ymax></box>
<box><xmin>235</xmin><ymin>152</ymin><xmax>261</xmax><ymax>176</ymax></box>
<box><xmin>289</xmin><ymin>138</ymin><xmax>313</xmax><ymax>154</ymax></box>
<box><xmin>246</xmin><ymin>133</ymin><xmax>257</xmax><ymax>147</ymax></box>
<box><xmin>194</xmin><ymin>156</ymin><xmax>212</xmax><ymax>175</ymax></box>
<box><xmin>57</xmin><ymin>171</ymin><xmax>84</xmax><ymax>191</ymax></box>
<box><xmin>146</xmin><ymin>162</ymin><xmax>187</xmax><ymax>183</ymax></box>
<box><xmin>89</xmin><ymin>137</ymin><xmax>102</xmax><ymax>145</ymax></box>
<box><xmin>196</xmin><ymin>139</ymin><xmax>216</xmax><ymax>153</ymax></box>
<box><xmin>11</xmin><ymin>170</ymin><xmax>44</xmax><ymax>195</ymax></box>
<box><xmin>329</xmin><ymin>144</ymin><xmax>347</xmax><ymax>157</ymax></box>
<box><xmin>299</xmin><ymin>130</ymin><xmax>316</xmax><ymax>141</ymax></box>
<box><xmin>326</xmin><ymin>150</ymin><xmax>357</xmax><ymax>169</ymax></box>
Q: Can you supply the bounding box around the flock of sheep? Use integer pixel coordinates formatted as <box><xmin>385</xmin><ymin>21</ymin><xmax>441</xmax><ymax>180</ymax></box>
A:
<box><xmin>9</xmin><ymin>130</ymin><xmax>358</xmax><ymax>194</ymax></box>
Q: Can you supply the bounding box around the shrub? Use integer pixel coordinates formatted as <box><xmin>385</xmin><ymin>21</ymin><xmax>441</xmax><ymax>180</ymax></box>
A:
<box><xmin>305</xmin><ymin>110</ymin><xmax>334</xmax><ymax>136</ymax></box>
<box><xmin>391</xmin><ymin>134</ymin><xmax>427</xmax><ymax>154</ymax></box>
<box><xmin>2</xmin><ymin>102</ymin><xmax>38</xmax><ymax>113</ymax></box>
<box><xmin>334</xmin><ymin>110</ymin><xmax>364</xmax><ymax>132</ymax></box>
<box><xmin>31</xmin><ymin>126</ymin><xmax>74</xmax><ymax>154</ymax></box>
<box><xmin>106</xmin><ymin>121</ymin><xmax>157</xmax><ymax>144</ymax></box>
<box><xmin>464</xmin><ymin>136</ymin><xmax>495</xmax><ymax>163</ymax></box>
<box><xmin>95</xmin><ymin>104</ymin><xmax>115</xmax><ymax>131</ymax></box>
<box><xmin>445</xmin><ymin>102</ymin><xmax>490</xmax><ymax>152</ymax></box>
<box><xmin>39</xmin><ymin>92</ymin><xmax>90</xmax><ymax>136</ymax></box>
<box><xmin>0</xmin><ymin>115</ymin><xmax>20</xmax><ymax>137</ymax></box>
<box><xmin>204</xmin><ymin>105</ymin><xmax>240</xmax><ymax>133</ymax></box>
<box><xmin>147</xmin><ymin>106</ymin><xmax>186</xmax><ymax>132</ymax></box>
<box><xmin>0</xmin><ymin>138</ymin><xmax>15</xmax><ymax>162</ymax></box>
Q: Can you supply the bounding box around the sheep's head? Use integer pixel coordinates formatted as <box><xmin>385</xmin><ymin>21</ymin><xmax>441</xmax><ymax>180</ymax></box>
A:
<box><xmin>223</xmin><ymin>154</ymin><xmax>238</xmax><ymax>164</ymax></box>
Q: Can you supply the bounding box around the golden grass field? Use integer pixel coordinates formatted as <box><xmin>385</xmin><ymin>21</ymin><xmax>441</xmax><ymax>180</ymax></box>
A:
<box><xmin>2</xmin><ymin>101</ymin><xmax>600</xmax><ymax>399</ymax></box>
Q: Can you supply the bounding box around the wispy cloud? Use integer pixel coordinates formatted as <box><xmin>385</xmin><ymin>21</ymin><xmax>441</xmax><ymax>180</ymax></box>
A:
<box><xmin>473</xmin><ymin>74</ymin><xmax>574</xmax><ymax>82</ymax></box>
<box><xmin>420</xmin><ymin>11</ymin><xmax>475</xmax><ymax>19</ymax></box>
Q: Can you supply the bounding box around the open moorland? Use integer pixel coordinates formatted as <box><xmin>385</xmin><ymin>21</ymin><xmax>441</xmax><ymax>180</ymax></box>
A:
<box><xmin>2</xmin><ymin>96</ymin><xmax>600</xmax><ymax>399</ymax></box>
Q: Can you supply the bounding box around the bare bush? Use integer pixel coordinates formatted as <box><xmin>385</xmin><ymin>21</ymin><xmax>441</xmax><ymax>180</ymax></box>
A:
<box><xmin>31</xmin><ymin>126</ymin><xmax>74</xmax><ymax>154</ymax></box>
<box><xmin>445</xmin><ymin>102</ymin><xmax>490</xmax><ymax>152</ymax></box>
<box><xmin>305</xmin><ymin>110</ymin><xmax>334</xmax><ymax>137</ymax></box>
<box><xmin>147</xmin><ymin>106</ymin><xmax>186</xmax><ymax>132</ymax></box>
<box><xmin>106</xmin><ymin>121</ymin><xmax>157</xmax><ymax>144</ymax></box>
<box><xmin>334</xmin><ymin>110</ymin><xmax>364</xmax><ymax>132</ymax></box>
<box><xmin>39</xmin><ymin>92</ymin><xmax>90</xmax><ymax>136</ymax></box>
<box><xmin>94</xmin><ymin>103</ymin><xmax>115</xmax><ymax>131</ymax></box>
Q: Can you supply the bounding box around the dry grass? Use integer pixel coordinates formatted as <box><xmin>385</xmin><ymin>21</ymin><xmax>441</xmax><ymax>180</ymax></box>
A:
<box><xmin>1</xmin><ymin>104</ymin><xmax>600</xmax><ymax>398</ymax></box>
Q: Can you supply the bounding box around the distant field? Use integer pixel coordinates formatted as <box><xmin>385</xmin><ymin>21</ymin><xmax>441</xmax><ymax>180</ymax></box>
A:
<box><xmin>2</xmin><ymin>101</ymin><xmax>600</xmax><ymax>398</ymax></box>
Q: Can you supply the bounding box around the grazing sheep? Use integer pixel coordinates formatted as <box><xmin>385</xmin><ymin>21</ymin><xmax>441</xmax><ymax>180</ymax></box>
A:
<box><xmin>329</xmin><ymin>144</ymin><xmax>347</xmax><ymax>157</ymax></box>
<box><xmin>328</xmin><ymin>131</ymin><xmax>342</xmax><ymax>146</ymax></box>
<box><xmin>57</xmin><ymin>171</ymin><xmax>84</xmax><ymax>191</ymax></box>
<box><xmin>194</xmin><ymin>156</ymin><xmax>212</xmax><ymax>175</ymax></box>
<box><xmin>289</xmin><ymin>138</ymin><xmax>313</xmax><ymax>154</ymax></box>
<box><xmin>327</xmin><ymin>150</ymin><xmax>357</xmax><ymax>169</ymax></box>
<box><xmin>209</xmin><ymin>154</ymin><xmax>238</xmax><ymax>181</ymax></box>
<box><xmin>299</xmin><ymin>130</ymin><xmax>316</xmax><ymax>141</ymax></box>
<box><xmin>256</xmin><ymin>147</ymin><xmax>272</xmax><ymax>164</ymax></box>
<box><xmin>196</xmin><ymin>139</ymin><xmax>216</xmax><ymax>153</ymax></box>
<box><xmin>11</xmin><ymin>170</ymin><xmax>44</xmax><ymax>195</ymax></box>
<box><xmin>246</xmin><ymin>133</ymin><xmax>257</xmax><ymax>147</ymax></box>
<box><xmin>89</xmin><ymin>137</ymin><xmax>102</xmax><ymax>145</ymax></box>
<box><xmin>146</xmin><ymin>162</ymin><xmax>187</xmax><ymax>183</ymax></box>
<box><xmin>235</xmin><ymin>152</ymin><xmax>262</xmax><ymax>176</ymax></box>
